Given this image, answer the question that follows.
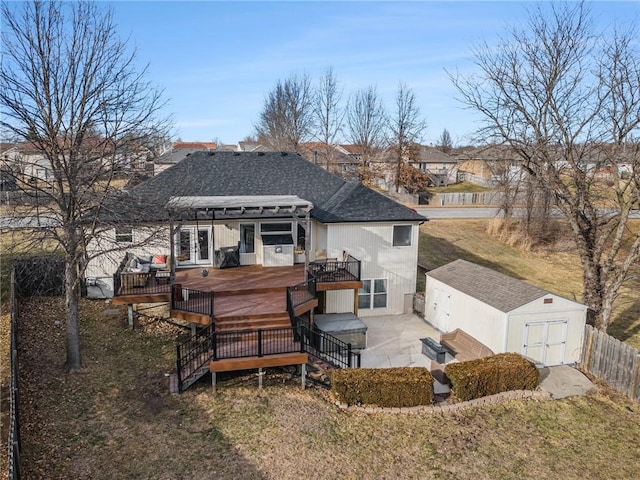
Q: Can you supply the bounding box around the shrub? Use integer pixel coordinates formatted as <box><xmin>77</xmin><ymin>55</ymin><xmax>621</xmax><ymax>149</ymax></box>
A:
<box><xmin>445</xmin><ymin>353</ymin><xmax>539</xmax><ymax>401</ymax></box>
<box><xmin>332</xmin><ymin>367</ymin><xmax>433</xmax><ymax>407</ymax></box>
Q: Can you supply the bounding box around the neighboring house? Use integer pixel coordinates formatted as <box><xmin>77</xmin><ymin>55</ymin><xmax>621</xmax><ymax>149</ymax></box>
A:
<box><xmin>173</xmin><ymin>141</ymin><xmax>217</xmax><ymax>150</ymax></box>
<box><xmin>456</xmin><ymin>145</ymin><xmax>522</xmax><ymax>187</ymax></box>
<box><xmin>87</xmin><ymin>151</ymin><xmax>426</xmax><ymax>318</ymax></box>
<box><xmin>425</xmin><ymin>259</ymin><xmax>587</xmax><ymax>367</ymax></box>
<box><xmin>153</xmin><ymin>148</ymin><xmax>201</xmax><ymax>175</ymax></box>
<box><xmin>409</xmin><ymin>146</ymin><xmax>459</xmax><ymax>186</ymax></box>
<box><xmin>0</xmin><ymin>142</ymin><xmax>51</xmax><ymax>185</ymax></box>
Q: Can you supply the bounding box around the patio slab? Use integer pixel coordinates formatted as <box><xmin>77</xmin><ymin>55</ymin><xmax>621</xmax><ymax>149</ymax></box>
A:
<box><xmin>359</xmin><ymin>313</ymin><xmax>440</xmax><ymax>369</ymax></box>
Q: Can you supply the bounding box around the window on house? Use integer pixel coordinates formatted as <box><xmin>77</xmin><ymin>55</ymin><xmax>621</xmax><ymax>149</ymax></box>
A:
<box><xmin>240</xmin><ymin>224</ymin><xmax>255</xmax><ymax>254</ymax></box>
<box><xmin>358</xmin><ymin>279</ymin><xmax>387</xmax><ymax>309</ymax></box>
<box><xmin>393</xmin><ymin>225</ymin><xmax>412</xmax><ymax>247</ymax></box>
<box><xmin>115</xmin><ymin>226</ymin><xmax>133</xmax><ymax>243</ymax></box>
<box><xmin>260</xmin><ymin>222</ymin><xmax>292</xmax><ymax>233</ymax></box>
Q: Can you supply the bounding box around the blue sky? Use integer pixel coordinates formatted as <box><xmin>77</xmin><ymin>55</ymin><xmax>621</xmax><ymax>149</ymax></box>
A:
<box><xmin>108</xmin><ymin>1</ymin><xmax>640</xmax><ymax>146</ymax></box>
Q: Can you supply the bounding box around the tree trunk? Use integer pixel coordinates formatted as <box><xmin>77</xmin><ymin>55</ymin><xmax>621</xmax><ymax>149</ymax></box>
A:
<box><xmin>64</xmin><ymin>254</ymin><xmax>83</xmax><ymax>372</ymax></box>
<box><xmin>580</xmin><ymin>257</ymin><xmax>604</xmax><ymax>329</ymax></box>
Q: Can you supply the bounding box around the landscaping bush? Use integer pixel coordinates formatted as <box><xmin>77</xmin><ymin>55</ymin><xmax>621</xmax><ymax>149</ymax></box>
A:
<box><xmin>445</xmin><ymin>353</ymin><xmax>539</xmax><ymax>401</ymax></box>
<box><xmin>332</xmin><ymin>367</ymin><xmax>433</xmax><ymax>407</ymax></box>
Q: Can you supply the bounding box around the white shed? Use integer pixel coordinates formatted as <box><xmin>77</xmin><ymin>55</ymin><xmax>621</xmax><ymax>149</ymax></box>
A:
<box><xmin>425</xmin><ymin>259</ymin><xmax>587</xmax><ymax>367</ymax></box>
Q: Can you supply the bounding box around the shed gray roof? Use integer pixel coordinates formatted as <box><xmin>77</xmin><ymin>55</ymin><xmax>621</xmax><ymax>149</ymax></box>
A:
<box><xmin>114</xmin><ymin>151</ymin><xmax>426</xmax><ymax>224</ymax></box>
<box><xmin>427</xmin><ymin>259</ymin><xmax>549</xmax><ymax>313</ymax></box>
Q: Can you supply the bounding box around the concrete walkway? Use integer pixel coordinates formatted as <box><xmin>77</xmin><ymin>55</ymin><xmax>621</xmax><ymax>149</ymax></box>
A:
<box><xmin>537</xmin><ymin>365</ymin><xmax>596</xmax><ymax>399</ymax></box>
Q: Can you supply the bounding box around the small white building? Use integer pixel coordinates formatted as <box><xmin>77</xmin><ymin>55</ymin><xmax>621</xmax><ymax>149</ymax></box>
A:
<box><xmin>425</xmin><ymin>259</ymin><xmax>587</xmax><ymax>366</ymax></box>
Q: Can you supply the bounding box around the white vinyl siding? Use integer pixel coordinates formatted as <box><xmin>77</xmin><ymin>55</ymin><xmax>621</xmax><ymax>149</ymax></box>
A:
<box><xmin>323</xmin><ymin>222</ymin><xmax>420</xmax><ymax>317</ymax></box>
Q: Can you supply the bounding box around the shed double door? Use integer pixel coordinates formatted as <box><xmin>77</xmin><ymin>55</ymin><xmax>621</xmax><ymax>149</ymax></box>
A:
<box><xmin>523</xmin><ymin>319</ymin><xmax>568</xmax><ymax>366</ymax></box>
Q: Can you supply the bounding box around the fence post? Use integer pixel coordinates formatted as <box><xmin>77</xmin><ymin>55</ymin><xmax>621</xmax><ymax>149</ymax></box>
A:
<box><xmin>258</xmin><ymin>329</ymin><xmax>263</xmax><ymax>357</ymax></box>
<box><xmin>176</xmin><ymin>345</ymin><xmax>182</xmax><ymax>392</ymax></box>
<box><xmin>631</xmin><ymin>355</ymin><xmax>640</xmax><ymax>401</ymax></box>
<box><xmin>347</xmin><ymin>343</ymin><xmax>352</xmax><ymax>368</ymax></box>
<box><xmin>583</xmin><ymin>325</ymin><xmax>595</xmax><ymax>371</ymax></box>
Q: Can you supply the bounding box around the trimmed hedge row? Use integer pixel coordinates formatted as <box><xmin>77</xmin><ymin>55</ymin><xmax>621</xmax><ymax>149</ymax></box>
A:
<box><xmin>445</xmin><ymin>353</ymin><xmax>539</xmax><ymax>401</ymax></box>
<box><xmin>332</xmin><ymin>367</ymin><xmax>434</xmax><ymax>407</ymax></box>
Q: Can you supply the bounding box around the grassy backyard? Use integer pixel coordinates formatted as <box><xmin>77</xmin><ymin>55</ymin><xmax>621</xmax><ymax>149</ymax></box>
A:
<box><xmin>2</xmin><ymin>218</ymin><xmax>640</xmax><ymax>479</ymax></box>
<box><xmin>418</xmin><ymin>219</ymin><xmax>640</xmax><ymax>349</ymax></box>
<box><xmin>10</xmin><ymin>296</ymin><xmax>640</xmax><ymax>480</ymax></box>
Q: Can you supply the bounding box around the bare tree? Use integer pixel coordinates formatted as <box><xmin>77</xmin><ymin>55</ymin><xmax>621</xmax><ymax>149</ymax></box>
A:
<box><xmin>389</xmin><ymin>82</ymin><xmax>427</xmax><ymax>192</ymax></box>
<box><xmin>451</xmin><ymin>1</ymin><xmax>640</xmax><ymax>330</ymax></box>
<box><xmin>255</xmin><ymin>73</ymin><xmax>314</xmax><ymax>152</ymax></box>
<box><xmin>438</xmin><ymin>129</ymin><xmax>453</xmax><ymax>154</ymax></box>
<box><xmin>313</xmin><ymin>67</ymin><xmax>345</xmax><ymax>171</ymax></box>
<box><xmin>346</xmin><ymin>86</ymin><xmax>387</xmax><ymax>180</ymax></box>
<box><xmin>0</xmin><ymin>0</ymin><xmax>171</xmax><ymax>371</ymax></box>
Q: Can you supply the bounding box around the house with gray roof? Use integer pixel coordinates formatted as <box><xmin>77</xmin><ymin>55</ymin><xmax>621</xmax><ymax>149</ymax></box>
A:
<box><xmin>425</xmin><ymin>259</ymin><xmax>587</xmax><ymax>366</ymax></box>
<box><xmin>408</xmin><ymin>145</ymin><xmax>459</xmax><ymax>187</ymax></box>
<box><xmin>87</xmin><ymin>151</ymin><xmax>426</xmax><ymax>317</ymax></box>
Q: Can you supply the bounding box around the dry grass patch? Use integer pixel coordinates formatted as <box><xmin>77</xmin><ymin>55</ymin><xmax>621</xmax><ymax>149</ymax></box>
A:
<box><xmin>419</xmin><ymin>219</ymin><xmax>640</xmax><ymax>348</ymax></box>
<box><xmin>13</xmin><ymin>296</ymin><xmax>640</xmax><ymax>479</ymax></box>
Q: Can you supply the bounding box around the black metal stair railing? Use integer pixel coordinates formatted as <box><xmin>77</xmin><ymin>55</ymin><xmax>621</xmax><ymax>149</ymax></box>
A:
<box><xmin>175</xmin><ymin>323</ymin><xmax>215</xmax><ymax>392</ymax></box>
<box><xmin>295</xmin><ymin>318</ymin><xmax>361</xmax><ymax>369</ymax></box>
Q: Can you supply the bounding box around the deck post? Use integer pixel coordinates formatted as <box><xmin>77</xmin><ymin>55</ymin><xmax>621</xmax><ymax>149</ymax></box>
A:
<box><xmin>258</xmin><ymin>368</ymin><xmax>264</xmax><ymax>388</ymax></box>
<box><xmin>191</xmin><ymin>323</ymin><xmax>197</xmax><ymax>337</ymax></box>
<box><xmin>304</xmin><ymin>210</ymin><xmax>311</xmax><ymax>280</ymax></box>
<box><xmin>211</xmin><ymin>371</ymin><xmax>217</xmax><ymax>394</ymax></box>
<box><xmin>127</xmin><ymin>304</ymin><xmax>134</xmax><ymax>329</ymax></box>
<box><xmin>301</xmin><ymin>363</ymin><xmax>306</xmax><ymax>389</ymax></box>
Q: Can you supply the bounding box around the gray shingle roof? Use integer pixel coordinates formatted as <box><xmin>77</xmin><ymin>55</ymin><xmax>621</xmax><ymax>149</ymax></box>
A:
<box><xmin>154</xmin><ymin>148</ymin><xmax>200</xmax><ymax>164</ymax></box>
<box><xmin>119</xmin><ymin>151</ymin><xmax>426</xmax><ymax>224</ymax></box>
<box><xmin>427</xmin><ymin>259</ymin><xmax>549</xmax><ymax>312</ymax></box>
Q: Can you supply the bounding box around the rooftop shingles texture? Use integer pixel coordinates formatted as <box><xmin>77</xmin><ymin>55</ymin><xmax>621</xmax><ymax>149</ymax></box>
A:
<box><xmin>427</xmin><ymin>259</ymin><xmax>549</xmax><ymax>313</ymax></box>
<box><xmin>121</xmin><ymin>151</ymin><xmax>426</xmax><ymax>224</ymax></box>
<box><xmin>154</xmin><ymin>148</ymin><xmax>200</xmax><ymax>164</ymax></box>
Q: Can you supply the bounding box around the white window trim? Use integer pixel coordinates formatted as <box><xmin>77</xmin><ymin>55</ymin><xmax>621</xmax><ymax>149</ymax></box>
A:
<box><xmin>358</xmin><ymin>278</ymin><xmax>388</xmax><ymax>310</ymax></box>
<box><xmin>392</xmin><ymin>224</ymin><xmax>413</xmax><ymax>247</ymax></box>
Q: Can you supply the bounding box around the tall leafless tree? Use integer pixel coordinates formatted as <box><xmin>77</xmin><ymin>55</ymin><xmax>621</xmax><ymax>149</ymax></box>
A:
<box><xmin>255</xmin><ymin>73</ymin><xmax>314</xmax><ymax>152</ymax></box>
<box><xmin>389</xmin><ymin>82</ymin><xmax>427</xmax><ymax>192</ymax></box>
<box><xmin>313</xmin><ymin>67</ymin><xmax>345</xmax><ymax>171</ymax></box>
<box><xmin>438</xmin><ymin>129</ymin><xmax>453</xmax><ymax>154</ymax></box>
<box><xmin>451</xmin><ymin>1</ymin><xmax>640</xmax><ymax>330</ymax></box>
<box><xmin>0</xmin><ymin>0</ymin><xmax>171</xmax><ymax>371</ymax></box>
<box><xmin>346</xmin><ymin>85</ymin><xmax>387</xmax><ymax>180</ymax></box>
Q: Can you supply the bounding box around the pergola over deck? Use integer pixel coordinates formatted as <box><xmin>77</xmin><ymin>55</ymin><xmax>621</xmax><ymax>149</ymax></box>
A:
<box><xmin>165</xmin><ymin>194</ymin><xmax>314</xmax><ymax>274</ymax></box>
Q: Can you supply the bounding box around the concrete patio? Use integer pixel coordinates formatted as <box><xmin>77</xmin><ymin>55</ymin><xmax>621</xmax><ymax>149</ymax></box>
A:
<box><xmin>359</xmin><ymin>313</ymin><xmax>439</xmax><ymax>369</ymax></box>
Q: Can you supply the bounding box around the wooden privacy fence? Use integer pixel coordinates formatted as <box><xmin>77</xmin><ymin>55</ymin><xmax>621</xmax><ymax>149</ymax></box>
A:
<box><xmin>580</xmin><ymin>325</ymin><xmax>640</xmax><ymax>401</ymax></box>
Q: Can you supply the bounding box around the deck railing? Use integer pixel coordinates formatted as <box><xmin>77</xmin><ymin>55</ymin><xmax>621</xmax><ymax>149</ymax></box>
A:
<box><xmin>171</xmin><ymin>286</ymin><xmax>214</xmax><ymax>318</ymax></box>
<box><xmin>113</xmin><ymin>253</ymin><xmax>171</xmax><ymax>297</ymax></box>
<box><xmin>112</xmin><ymin>254</ymin><xmax>130</xmax><ymax>297</ymax></box>
<box><xmin>308</xmin><ymin>254</ymin><xmax>361</xmax><ymax>283</ymax></box>
<box><xmin>176</xmin><ymin>323</ymin><xmax>215</xmax><ymax>392</ymax></box>
<box><xmin>297</xmin><ymin>319</ymin><xmax>361</xmax><ymax>369</ymax></box>
<box><xmin>212</xmin><ymin>327</ymin><xmax>305</xmax><ymax>360</ymax></box>
<box><xmin>286</xmin><ymin>278</ymin><xmax>316</xmax><ymax>323</ymax></box>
